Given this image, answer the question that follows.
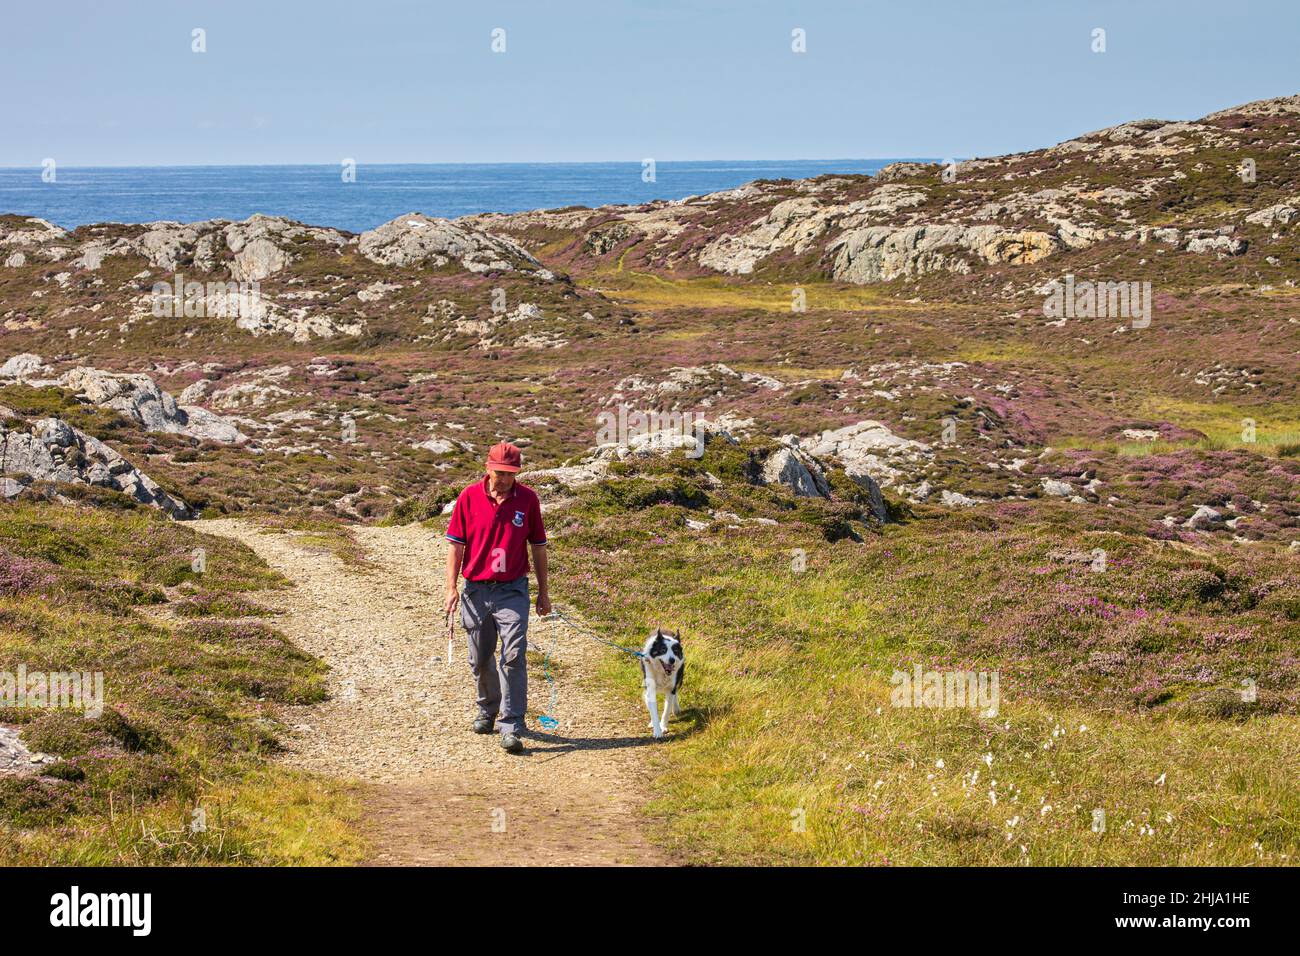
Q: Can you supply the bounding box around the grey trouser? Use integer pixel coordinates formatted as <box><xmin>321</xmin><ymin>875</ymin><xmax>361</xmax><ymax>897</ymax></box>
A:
<box><xmin>460</xmin><ymin>575</ymin><xmax>530</xmax><ymax>734</ymax></box>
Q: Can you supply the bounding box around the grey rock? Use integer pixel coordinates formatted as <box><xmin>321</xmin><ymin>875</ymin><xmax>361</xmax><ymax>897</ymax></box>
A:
<box><xmin>1185</xmin><ymin>235</ymin><xmax>1247</xmax><ymax>256</ymax></box>
<box><xmin>1185</xmin><ymin>505</ymin><xmax>1224</xmax><ymax>530</ymax></box>
<box><xmin>1041</xmin><ymin>478</ymin><xmax>1074</xmax><ymax>497</ymax></box>
<box><xmin>358</xmin><ymin>213</ymin><xmax>553</xmax><ymax>278</ymax></box>
<box><xmin>230</xmin><ymin>236</ymin><xmax>290</xmax><ymax>282</ymax></box>
<box><xmin>806</xmin><ymin>419</ymin><xmax>931</xmax><ymax>492</ymax></box>
<box><xmin>0</xmin><ymin>353</ymin><xmax>48</xmax><ymax>379</ymax></box>
<box><xmin>0</xmin><ymin>217</ymin><xmax>67</xmax><ymax>248</ymax></box>
<box><xmin>0</xmin><ymin>726</ymin><xmax>58</xmax><ymax>776</ymax></box>
<box><xmin>58</xmin><ymin>366</ymin><xmax>247</xmax><ymax>443</ymax></box>
<box><xmin>0</xmin><ymin>416</ymin><xmax>192</xmax><ymax>517</ymax></box>
<box><xmin>411</xmin><ymin>437</ymin><xmax>455</xmax><ymax>454</ymax></box>
<box><xmin>761</xmin><ymin>445</ymin><xmax>830</xmax><ymax>498</ymax></box>
<box><xmin>1245</xmin><ymin>201</ymin><xmax>1297</xmax><ymax>228</ymax></box>
<box><xmin>35</xmin><ymin>417</ymin><xmax>75</xmax><ymax>447</ymax></box>
<box><xmin>829</xmin><ymin>224</ymin><xmax>1059</xmax><ymax>284</ymax></box>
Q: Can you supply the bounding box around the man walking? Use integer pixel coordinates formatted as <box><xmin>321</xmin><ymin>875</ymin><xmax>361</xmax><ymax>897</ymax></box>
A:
<box><xmin>444</xmin><ymin>442</ymin><xmax>550</xmax><ymax>754</ymax></box>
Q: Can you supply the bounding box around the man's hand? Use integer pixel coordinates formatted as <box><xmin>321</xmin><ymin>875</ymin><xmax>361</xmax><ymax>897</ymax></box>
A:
<box><xmin>445</xmin><ymin>542</ymin><xmax>464</xmax><ymax>619</ymax></box>
<box><xmin>531</xmin><ymin>540</ymin><xmax>550</xmax><ymax>617</ymax></box>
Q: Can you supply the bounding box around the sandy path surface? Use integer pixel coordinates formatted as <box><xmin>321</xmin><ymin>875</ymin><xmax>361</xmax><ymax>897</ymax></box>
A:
<box><xmin>196</xmin><ymin>519</ymin><xmax>668</xmax><ymax>866</ymax></box>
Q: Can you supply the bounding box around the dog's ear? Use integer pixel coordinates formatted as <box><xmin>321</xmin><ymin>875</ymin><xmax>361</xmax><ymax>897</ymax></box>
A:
<box><xmin>655</xmin><ymin>626</ymin><xmax>662</xmax><ymax>637</ymax></box>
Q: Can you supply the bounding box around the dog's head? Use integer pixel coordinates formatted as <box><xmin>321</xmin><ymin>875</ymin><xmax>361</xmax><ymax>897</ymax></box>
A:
<box><xmin>644</xmin><ymin>629</ymin><xmax>686</xmax><ymax>671</ymax></box>
<box><xmin>644</xmin><ymin>627</ymin><xmax>684</xmax><ymax>672</ymax></box>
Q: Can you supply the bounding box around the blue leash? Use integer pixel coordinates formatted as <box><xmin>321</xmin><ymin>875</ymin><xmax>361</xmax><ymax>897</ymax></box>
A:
<box><xmin>547</xmin><ymin>609</ymin><xmax>645</xmax><ymax>660</ymax></box>
<box><xmin>532</xmin><ymin>608</ymin><xmax>645</xmax><ymax>733</ymax></box>
<box><xmin>533</xmin><ymin>631</ymin><xmax>560</xmax><ymax>732</ymax></box>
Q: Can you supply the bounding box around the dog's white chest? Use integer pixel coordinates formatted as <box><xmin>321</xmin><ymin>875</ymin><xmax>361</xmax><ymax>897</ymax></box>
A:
<box><xmin>644</xmin><ymin>657</ymin><xmax>678</xmax><ymax>685</ymax></box>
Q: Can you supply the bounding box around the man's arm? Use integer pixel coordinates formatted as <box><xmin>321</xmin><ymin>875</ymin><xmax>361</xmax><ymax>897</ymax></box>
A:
<box><xmin>531</xmin><ymin>542</ymin><xmax>550</xmax><ymax>616</ymax></box>
<box><xmin>444</xmin><ymin>542</ymin><xmax>464</xmax><ymax>615</ymax></box>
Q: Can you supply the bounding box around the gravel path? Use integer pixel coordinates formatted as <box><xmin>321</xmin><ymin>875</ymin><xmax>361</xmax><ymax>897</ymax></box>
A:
<box><xmin>196</xmin><ymin>519</ymin><xmax>668</xmax><ymax>866</ymax></box>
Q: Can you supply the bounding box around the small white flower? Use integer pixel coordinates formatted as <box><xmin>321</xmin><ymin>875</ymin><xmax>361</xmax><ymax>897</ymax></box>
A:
<box><xmin>935</xmin><ymin>758</ymin><xmax>945</xmax><ymax>769</ymax></box>
<box><xmin>1155</xmin><ymin>773</ymin><xmax>1166</xmax><ymax>786</ymax></box>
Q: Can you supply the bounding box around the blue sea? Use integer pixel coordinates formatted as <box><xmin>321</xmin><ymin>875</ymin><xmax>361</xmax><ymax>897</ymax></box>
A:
<box><xmin>0</xmin><ymin>160</ymin><xmax>924</xmax><ymax>233</ymax></box>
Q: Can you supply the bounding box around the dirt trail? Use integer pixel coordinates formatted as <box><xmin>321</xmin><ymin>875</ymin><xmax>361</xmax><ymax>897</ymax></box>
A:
<box><xmin>196</xmin><ymin>519</ymin><xmax>668</xmax><ymax>866</ymax></box>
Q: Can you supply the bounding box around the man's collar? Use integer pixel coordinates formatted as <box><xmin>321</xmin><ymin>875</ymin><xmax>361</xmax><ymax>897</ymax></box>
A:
<box><xmin>481</xmin><ymin>474</ymin><xmax>517</xmax><ymax>503</ymax></box>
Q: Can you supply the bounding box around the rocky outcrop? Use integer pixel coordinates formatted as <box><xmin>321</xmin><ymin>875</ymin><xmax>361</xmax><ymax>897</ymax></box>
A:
<box><xmin>358</xmin><ymin>213</ymin><xmax>554</xmax><ymax>278</ymax></box>
<box><xmin>610</xmin><ymin>364</ymin><xmax>783</xmax><ymax>402</ymax></box>
<box><xmin>225</xmin><ymin>291</ymin><xmax>365</xmax><ymax>342</ymax></box>
<box><xmin>222</xmin><ymin>215</ymin><xmax>330</xmax><ymax>280</ymax></box>
<box><xmin>1185</xmin><ymin>505</ymin><xmax>1224</xmax><ymax>531</ymax></box>
<box><xmin>760</xmin><ymin>443</ymin><xmax>830</xmax><ymax>498</ymax></box>
<box><xmin>0</xmin><ymin>353</ymin><xmax>49</xmax><ymax>379</ymax></box>
<box><xmin>54</xmin><ymin>214</ymin><xmax>348</xmax><ymax>280</ymax></box>
<box><xmin>697</xmin><ymin>186</ymin><xmax>931</xmax><ymax>276</ymax></box>
<box><xmin>0</xmin><ymin>726</ymin><xmax>58</xmax><ymax>776</ymax></box>
<box><xmin>1184</xmin><ymin>234</ymin><xmax>1248</xmax><ymax>256</ymax></box>
<box><xmin>453</xmin><ymin>97</ymin><xmax>1300</xmax><ymax>289</ymax></box>
<box><xmin>59</xmin><ymin>367</ymin><xmax>247</xmax><ymax>444</ymax></box>
<box><xmin>0</xmin><ymin>410</ymin><xmax>192</xmax><ymax>518</ymax></box>
<box><xmin>1205</xmin><ymin>94</ymin><xmax>1300</xmax><ymax>120</ymax></box>
<box><xmin>805</xmin><ymin>420</ymin><xmax>931</xmax><ymax>490</ymax></box>
<box><xmin>830</xmin><ymin>224</ymin><xmax>1059</xmax><ymax>284</ymax></box>
<box><xmin>1245</xmin><ymin>200</ymin><xmax>1298</xmax><ymax>228</ymax></box>
<box><xmin>697</xmin><ymin>197</ymin><xmax>842</xmax><ymax>275</ymax></box>
<box><xmin>526</xmin><ymin>417</ymin><xmax>747</xmax><ymax>489</ymax></box>
<box><xmin>1</xmin><ymin>356</ymin><xmax>247</xmax><ymax>444</ymax></box>
<box><xmin>0</xmin><ymin>217</ymin><xmax>68</xmax><ymax>249</ymax></box>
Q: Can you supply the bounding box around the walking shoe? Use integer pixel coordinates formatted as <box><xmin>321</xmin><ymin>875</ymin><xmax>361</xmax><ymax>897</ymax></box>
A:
<box><xmin>472</xmin><ymin>717</ymin><xmax>494</xmax><ymax>734</ymax></box>
<box><xmin>500</xmin><ymin>733</ymin><xmax>523</xmax><ymax>754</ymax></box>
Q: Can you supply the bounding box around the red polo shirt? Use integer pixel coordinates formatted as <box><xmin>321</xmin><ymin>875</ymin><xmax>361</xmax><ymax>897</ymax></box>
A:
<box><xmin>445</xmin><ymin>477</ymin><xmax>547</xmax><ymax>582</ymax></box>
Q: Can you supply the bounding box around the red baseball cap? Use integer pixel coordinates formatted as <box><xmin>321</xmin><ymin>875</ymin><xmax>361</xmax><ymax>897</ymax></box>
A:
<box><xmin>486</xmin><ymin>441</ymin><xmax>522</xmax><ymax>473</ymax></box>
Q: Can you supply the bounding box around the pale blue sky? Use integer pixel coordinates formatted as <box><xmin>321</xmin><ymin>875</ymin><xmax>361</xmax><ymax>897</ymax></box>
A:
<box><xmin>2</xmin><ymin>0</ymin><xmax>1296</xmax><ymax>166</ymax></box>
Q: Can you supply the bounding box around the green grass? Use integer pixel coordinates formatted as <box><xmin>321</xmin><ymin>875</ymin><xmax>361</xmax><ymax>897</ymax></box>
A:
<box><xmin>243</xmin><ymin>513</ymin><xmax>374</xmax><ymax>570</ymax></box>
<box><xmin>582</xmin><ymin>271</ymin><xmax>927</xmax><ymax>313</ymax></box>
<box><xmin>0</xmin><ymin>501</ymin><xmax>363</xmax><ymax>865</ymax></box>
<box><xmin>547</xmin><ymin>475</ymin><xmax>1300</xmax><ymax>866</ymax></box>
<box><xmin>1138</xmin><ymin>398</ymin><xmax>1300</xmax><ymax>453</ymax></box>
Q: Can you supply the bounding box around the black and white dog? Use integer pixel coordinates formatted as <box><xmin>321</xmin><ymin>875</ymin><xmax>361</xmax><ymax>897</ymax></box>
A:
<box><xmin>641</xmin><ymin>628</ymin><xmax>685</xmax><ymax>738</ymax></box>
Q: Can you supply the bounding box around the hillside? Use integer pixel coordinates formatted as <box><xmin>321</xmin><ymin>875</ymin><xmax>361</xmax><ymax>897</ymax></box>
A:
<box><xmin>1</xmin><ymin>94</ymin><xmax>1298</xmax><ymax>866</ymax></box>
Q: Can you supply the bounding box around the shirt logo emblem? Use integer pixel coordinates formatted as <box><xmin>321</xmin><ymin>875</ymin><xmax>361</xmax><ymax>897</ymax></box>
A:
<box><xmin>512</xmin><ymin>510</ymin><xmax>525</xmax><ymax>527</ymax></box>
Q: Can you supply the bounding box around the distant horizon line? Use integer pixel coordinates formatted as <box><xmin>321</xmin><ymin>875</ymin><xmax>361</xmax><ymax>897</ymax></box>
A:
<box><xmin>0</xmin><ymin>157</ymin><xmax>941</xmax><ymax>171</ymax></box>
